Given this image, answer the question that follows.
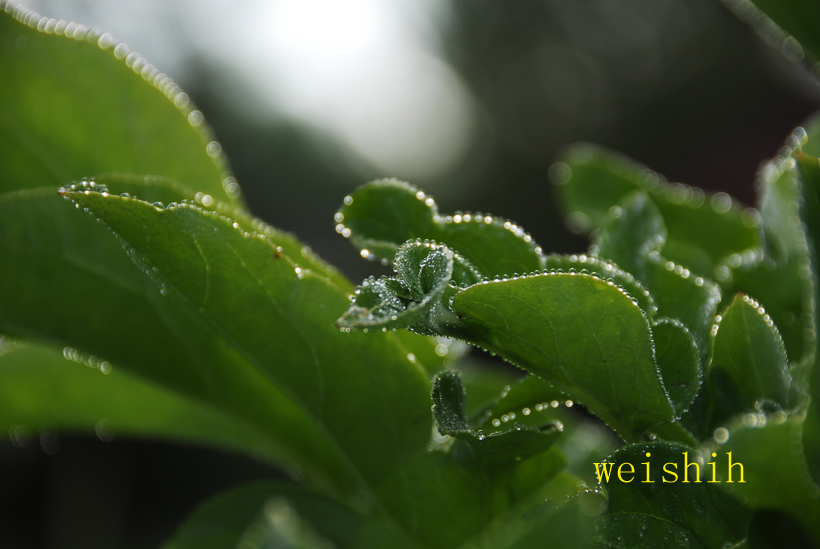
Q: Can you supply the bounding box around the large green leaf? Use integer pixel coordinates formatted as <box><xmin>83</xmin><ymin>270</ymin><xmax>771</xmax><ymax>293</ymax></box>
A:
<box><xmin>596</xmin><ymin>441</ymin><xmax>751</xmax><ymax>549</ymax></box>
<box><xmin>0</xmin><ymin>343</ymin><xmax>286</xmax><ymax>458</ymax></box>
<box><xmin>162</xmin><ymin>482</ymin><xmax>412</xmax><ymax>549</ymax></box>
<box><xmin>451</xmin><ymin>274</ymin><xmax>676</xmax><ymax>442</ymax></box>
<box><xmin>0</xmin><ymin>188</ymin><xmax>359</xmax><ymax>495</ymax></box>
<box><xmin>0</xmin><ymin>7</ymin><xmax>242</xmax><ymax>208</ymax></box>
<box><xmin>336</xmin><ymin>179</ymin><xmax>544</xmax><ymax>277</ymax></box>
<box><xmin>51</xmin><ymin>188</ymin><xmax>490</xmax><ymax>548</ymax></box>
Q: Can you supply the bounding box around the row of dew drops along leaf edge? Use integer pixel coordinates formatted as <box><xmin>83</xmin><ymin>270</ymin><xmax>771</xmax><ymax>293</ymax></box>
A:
<box><xmin>548</xmin><ymin>145</ymin><xmax>765</xmax><ymax>284</ymax></box>
<box><xmin>0</xmin><ymin>0</ymin><xmax>242</xmax><ymax>206</ymax></box>
<box><xmin>334</xmin><ymin>191</ymin><xmax>660</xmax><ymax>314</ymax></box>
<box><xmin>695</xmin><ymin>124</ymin><xmax>818</xmax><ymax>494</ymax></box>
<box><xmin>0</xmin><ymin>339</ymin><xmax>58</xmax><ymax>452</ymax></box>
<box><xmin>58</xmin><ymin>180</ymin><xmax>340</xmax><ymax>286</ymax></box>
<box><xmin>0</xmin><ymin>338</ymin><xmax>113</xmax><ymax>451</ymax></box>
<box><xmin>334</xmin><ymin>186</ymin><xmax>544</xmax><ymax>259</ymax></box>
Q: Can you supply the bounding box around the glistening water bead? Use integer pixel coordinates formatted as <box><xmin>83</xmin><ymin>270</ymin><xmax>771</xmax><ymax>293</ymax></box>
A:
<box><xmin>487</xmin><ymin>399</ymin><xmax>575</xmax><ymax>432</ymax></box>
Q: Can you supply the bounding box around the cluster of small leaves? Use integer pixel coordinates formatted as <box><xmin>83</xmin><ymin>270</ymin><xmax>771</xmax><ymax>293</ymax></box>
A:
<box><xmin>336</xmin><ymin>136</ymin><xmax>820</xmax><ymax>544</ymax></box>
<box><xmin>2</xmin><ymin>1</ymin><xmax>820</xmax><ymax>548</ymax></box>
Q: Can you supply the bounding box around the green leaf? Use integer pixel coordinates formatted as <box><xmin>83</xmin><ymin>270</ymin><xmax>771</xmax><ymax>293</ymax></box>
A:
<box><xmin>337</xmin><ymin>179</ymin><xmax>544</xmax><ymax>277</ymax></box>
<box><xmin>458</xmin><ymin>361</ymin><xmax>524</xmax><ymax>420</ymax></box>
<box><xmin>86</xmin><ymin>174</ymin><xmax>353</xmax><ymax>292</ymax></box>
<box><xmin>475</xmin><ymin>374</ymin><xmax>574</xmax><ymax>431</ymax></box>
<box><xmin>342</xmin><ymin>240</ymin><xmax>677</xmax><ymax>442</ymax></box>
<box><xmin>652</xmin><ymin>319</ymin><xmax>702</xmax><ymax>418</ymax></box>
<box><xmin>554</xmin><ymin>144</ymin><xmax>762</xmax><ymax>279</ymax></box>
<box><xmin>474</xmin><ymin>374</ymin><xmax>622</xmax><ymax>491</ymax></box>
<box><xmin>727</xmin><ymin>150</ymin><xmax>811</xmax><ymax>362</ymax></box>
<box><xmin>451</xmin><ymin>274</ymin><xmax>676</xmax><ymax>441</ymax></box>
<box><xmin>711</xmin><ymin>418</ymin><xmax>820</xmax><ymax>545</ymax></box>
<box><xmin>710</xmin><ymin>294</ymin><xmax>791</xmax><ymax>411</ymax></box>
<box><xmin>642</xmin><ymin>256</ymin><xmax>722</xmax><ymax>353</ymax></box>
<box><xmin>162</xmin><ymin>481</ymin><xmax>411</xmax><ymax>549</ymax></box>
<box><xmin>596</xmin><ymin>441</ymin><xmax>751</xmax><ymax>549</ymax></box>
<box><xmin>0</xmin><ymin>189</ymin><xmax>361</xmax><ymax>495</ymax></box>
<box><xmin>595</xmin><ymin>191</ymin><xmax>666</xmax><ymax>281</ymax></box>
<box><xmin>0</xmin><ymin>342</ymin><xmax>285</xmax><ymax>458</ymax></box>
<box><xmin>590</xmin><ymin>188</ymin><xmax>722</xmax><ymax>350</ymax></box>
<box><xmin>543</xmin><ymin>253</ymin><xmax>657</xmax><ymax>318</ymax></box>
<box><xmin>796</xmin><ymin>150</ymin><xmax>820</xmax><ymax>488</ymax></box>
<box><xmin>6</xmin><ymin>188</ymin><xmax>493</xmax><ymax>548</ymax></box>
<box><xmin>729</xmin><ymin>262</ymin><xmax>808</xmax><ymax>365</ymax></box>
<box><xmin>431</xmin><ymin>371</ymin><xmax>562</xmax><ymax>465</ymax></box>
<box><xmin>0</xmin><ymin>8</ymin><xmax>242</xmax><ymax>207</ymax></box>
<box><xmin>337</xmin><ymin>240</ymin><xmax>481</xmax><ymax>335</ymax></box>
<box><xmin>682</xmin><ymin>293</ymin><xmax>792</xmax><ymax>440</ymax></box>
<box><xmin>746</xmin><ymin>0</ymin><xmax>820</xmax><ymax>62</ymax></box>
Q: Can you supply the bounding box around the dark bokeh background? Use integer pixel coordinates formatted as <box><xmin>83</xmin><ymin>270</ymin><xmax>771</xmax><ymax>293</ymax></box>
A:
<box><xmin>3</xmin><ymin>1</ymin><xmax>820</xmax><ymax>547</ymax></box>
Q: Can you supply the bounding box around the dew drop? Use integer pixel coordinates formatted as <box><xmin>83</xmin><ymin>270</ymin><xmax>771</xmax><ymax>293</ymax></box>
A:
<box><xmin>188</xmin><ymin>110</ymin><xmax>204</xmax><ymax>127</ymax></box>
<box><xmin>95</xmin><ymin>421</ymin><xmax>114</xmax><ymax>442</ymax></box>
<box><xmin>714</xmin><ymin>427</ymin><xmax>730</xmax><ymax>444</ymax></box>
<box><xmin>711</xmin><ymin>192</ymin><xmax>732</xmax><ymax>214</ymax></box>
<box><xmin>113</xmin><ymin>42</ymin><xmax>129</xmax><ymax>59</ymax></box>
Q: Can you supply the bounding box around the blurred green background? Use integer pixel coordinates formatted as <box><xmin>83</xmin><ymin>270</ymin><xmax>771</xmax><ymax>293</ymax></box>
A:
<box><xmin>3</xmin><ymin>0</ymin><xmax>819</xmax><ymax>547</ymax></box>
